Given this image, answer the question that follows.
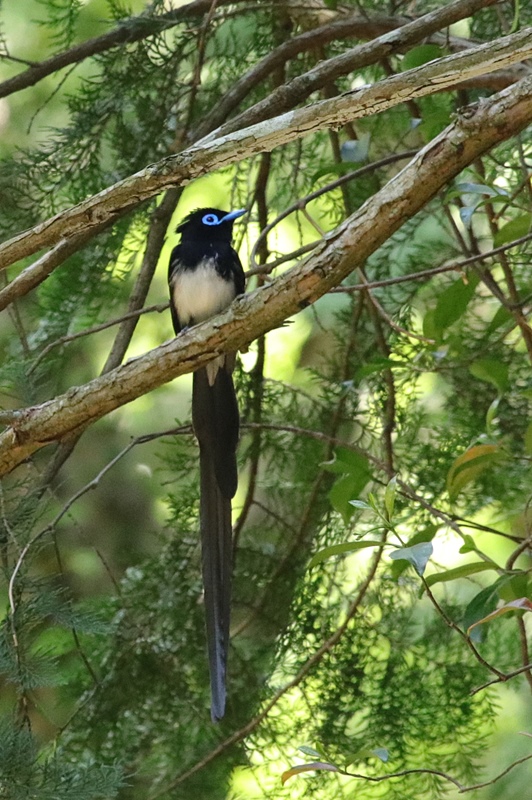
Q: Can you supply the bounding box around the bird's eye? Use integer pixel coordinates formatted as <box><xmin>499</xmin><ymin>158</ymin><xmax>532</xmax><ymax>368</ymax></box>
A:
<box><xmin>202</xmin><ymin>213</ymin><xmax>220</xmax><ymax>226</ymax></box>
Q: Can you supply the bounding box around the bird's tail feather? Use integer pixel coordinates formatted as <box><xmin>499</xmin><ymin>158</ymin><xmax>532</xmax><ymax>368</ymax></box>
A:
<box><xmin>192</xmin><ymin>365</ymin><xmax>238</xmax><ymax>721</ymax></box>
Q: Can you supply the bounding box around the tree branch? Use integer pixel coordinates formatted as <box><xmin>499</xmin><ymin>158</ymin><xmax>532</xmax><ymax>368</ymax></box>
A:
<box><xmin>0</xmin><ymin>0</ymin><xmax>245</xmax><ymax>100</ymax></box>
<box><xmin>1</xmin><ymin>74</ymin><xmax>532</xmax><ymax>475</ymax></box>
<box><xmin>1</xmin><ymin>26</ymin><xmax>531</xmax><ymax>274</ymax></box>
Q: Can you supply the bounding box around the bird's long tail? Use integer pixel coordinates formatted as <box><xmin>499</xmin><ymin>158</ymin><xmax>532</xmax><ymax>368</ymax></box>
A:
<box><xmin>192</xmin><ymin>364</ymin><xmax>239</xmax><ymax>721</ymax></box>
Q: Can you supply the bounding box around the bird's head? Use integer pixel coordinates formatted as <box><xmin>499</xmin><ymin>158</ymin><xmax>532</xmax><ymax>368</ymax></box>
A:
<box><xmin>176</xmin><ymin>207</ymin><xmax>246</xmax><ymax>241</ymax></box>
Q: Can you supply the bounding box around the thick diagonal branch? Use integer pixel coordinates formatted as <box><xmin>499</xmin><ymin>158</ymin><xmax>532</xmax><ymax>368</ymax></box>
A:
<box><xmin>0</xmin><ymin>25</ymin><xmax>531</xmax><ymax>277</ymax></box>
<box><xmin>1</xmin><ymin>74</ymin><xmax>532</xmax><ymax>476</ymax></box>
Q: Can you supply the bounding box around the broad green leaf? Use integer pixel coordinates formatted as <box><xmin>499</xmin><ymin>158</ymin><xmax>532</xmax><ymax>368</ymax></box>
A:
<box><xmin>324</xmin><ymin>449</ymin><xmax>371</xmax><ymax>522</ymax></box>
<box><xmin>486</xmin><ymin>304</ymin><xmax>512</xmax><ymax>334</ymax></box>
<box><xmin>463</xmin><ymin>576</ymin><xmax>511</xmax><ymax>641</ymax></box>
<box><xmin>390</xmin><ymin>542</ymin><xmax>433</xmax><ymax>576</ymax></box>
<box><xmin>469</xmin><ymin>359</ymin><xmax>509</xmax><ymax>392</ymax></box>
<box><xmin>308</xmin><ymin>540</ymin><xmax>386</xmax><ymax>569</ymax></box>
<box><xmin>281</xmin><ymin>762</ymin><xmax>340</xmax><ymax>784</ymax></box>
<box><xmin>432</xmin><ymin>273</ymin><xmax>479</xmax><ymax>334</ymax></box>
<box><xmin>498</xmin><ymin>572</ymin><xmax>531</xmax><ymax>602</ymax></box>
<box><xmin>493</xmin><ymin>213</ymin><xmax>532</xmax><ymax>247</ymax></box>
<box><xmin>446</xmin><ymin>444</ymin><xmax>503</xmax><ymax>501</ymax></box>
<box><xmin>459</xmin><ymin>534</ymin><xmax>476</xmax><ymax>554</ymax></box>
<box><xmin>425</xmin><ymin>561</ymin><xmax>498</xmax><ymax>588</ymax></box>
<box><xmin>329</xmin><ymin>474</ymin><xmax>371</xmax><ymax>523</ymax></box>
<box><xmin>467</xmin><ymin>598</ymin><xmax>532</xmax><ymax>636</ymax></box>
<box><xmin>384</xmin><ymin>475</ymin><xmax>398</xmax><ymax>520</ymax></box>
<box><xmin>322</xmin><ymin>448</ymin><xmax>368</xmax><ymax>476</ymax></box>
<box><xmin>401</xmin><ymin>44</ymin><xmax>442</xmax><ymax>71</ymax></box>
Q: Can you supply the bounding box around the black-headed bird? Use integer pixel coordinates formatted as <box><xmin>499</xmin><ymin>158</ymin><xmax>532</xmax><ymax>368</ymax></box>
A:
<box><xmin>168</xmin><ymin>207</ymin><xmax>246</xmax><ymax>721</ymax></box>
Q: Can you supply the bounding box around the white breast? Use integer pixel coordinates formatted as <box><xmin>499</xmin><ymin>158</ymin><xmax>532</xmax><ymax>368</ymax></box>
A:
<box><xmin>171</xmin><ymin>258</ymin><xmax>236</xmax><ymax>326</ymax></box>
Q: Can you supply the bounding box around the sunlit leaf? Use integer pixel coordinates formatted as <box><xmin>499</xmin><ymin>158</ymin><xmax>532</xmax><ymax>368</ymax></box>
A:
<box><xmin>390</xmin><ymin>542</ymin><xmax>433</xmax><ymax>576</ymax></box>
<box><xmin>298</xmin><ymin>746</ymin><xmax>324</xmax><ymax>758</ymax></box>
<box><xmin>281</xmin><ymin>762</ymin><xmax>340</xmax><ymax>784</ymax></box>
<box><xmin>467</xmin><ymin>598</ymin><xmax>532</xmax><ymax>636</ymax></box>
<box><xmin>446</xmin><ymin>444</ymin><xmax>503</xmax><ymax>501</ymax></box>
<box><xmin>384</xmin><ymin>475</ymin><xmax>398</xmax><ymax>521</ymax></box>
<box><xmin>425</xmin><ymin>561</ymin><xmax>498</xmax><ymax>588</ymax></box>
<box><xmin>308</xmin><ymin>540</ymin><xmax>386</xmax><ymax>569</ymax></box>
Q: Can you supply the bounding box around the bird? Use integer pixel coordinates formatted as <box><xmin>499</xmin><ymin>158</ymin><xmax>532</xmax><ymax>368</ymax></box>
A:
<box><xmin>168</xmin><ymin>207</ymin><xmax>246</xmax><ymax>721</ymax></box>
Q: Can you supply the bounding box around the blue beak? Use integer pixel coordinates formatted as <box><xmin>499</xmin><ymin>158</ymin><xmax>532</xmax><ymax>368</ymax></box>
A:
<box><xmin>220</xmin><ymin>209</ymin><xmax>246</xmax><ymax>224</ymax></box>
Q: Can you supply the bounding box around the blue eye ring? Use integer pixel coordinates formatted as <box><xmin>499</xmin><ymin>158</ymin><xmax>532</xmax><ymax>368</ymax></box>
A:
<box><xmin>202</xmin><ymin>213</ymin><xmax>220</xmax><ymax>226</ymax></box>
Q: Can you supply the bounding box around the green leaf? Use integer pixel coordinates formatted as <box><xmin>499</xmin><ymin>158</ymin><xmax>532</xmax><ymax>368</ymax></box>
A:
<box><xmin>432</xmin><ymin>274</ymin><xmax>479</xmax><ymax>335</ymax></box>
<box><xmin>349</xmin><ymin>499</ymin><xmax>372</xmax><ymax>510</ymax></box>
<box><xmin>298</xmin><ymin>746</ymin><xmax>324</xmax><ymax>759</ymax></box>
<box><xmin>425</xmin><ymin>561</ymin><xmax>498</xmax><ymax>588</ymax></box>
<box><xmin>498</xmin><ymin>572</ymin><xmax>531</xmax><ymax>602</ymax></box>
<box><xmin>485</xmin><ymin>397</ymin><xmax>501</xmax><ymax>435</ymax></box>
<box><xmin>463</xmin><ymin>577</ymin><xmax>510</xmax><ymax>642</ymax></box>
<box><xmin>446</xmin><ymin>444</ymin><xmax>504</xmax><ymax>501</ymax></box>
<box><xmin>308</xmin><ymin>540</ymin><xmax>385</xmax><ymax>569</ymax></box>
<box><xmin>493</xmin><ymin>213</ymin><xmax>532</xmax><ymax>247</ymax></box>
<box><xmin>469</xmin><ymin>359</ymin><xmax>509</xmax><ymax>392</ymax></box>
<box><xmin>324</xmin><ymin>449</ymin><xmax>371</xmax><ymax>522</ymax></box>
<box><xmin>467</xmin><ymin>597</ymin><xmax>532</xmax><ymax>636</ymax></box>
<box><xmin>282</xmin><ymin>762</ymin><xmax>340</xmax><ymax>784</ymax></box>
<box><xmin>390</xmin><ymin>542</ymin><xmax>433</xmax><ymax>576</ymax></box>
<box><xmin>384</xmin><ymin>475</ymin><xmax>398</xmax><ymax>520</ymax></box>
<box><xmin>486</xmin><ymin>304</ymin><xmax>512</xmax><ymax>334</ymax></box>
<box><xmin>401</xmin><ymin>44</ymin><xmax>442</xmax><ymax>71</ymax></box>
